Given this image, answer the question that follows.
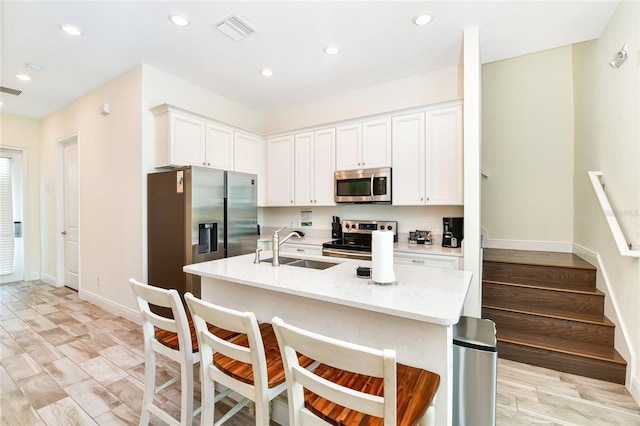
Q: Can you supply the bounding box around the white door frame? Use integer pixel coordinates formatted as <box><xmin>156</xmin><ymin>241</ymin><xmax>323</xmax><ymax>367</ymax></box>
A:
<box><xmin>0</xmin><ymin>147</ymin><xmax>26</xmax><ymax>283</ymax></box>
<box><xmin>56</xmin><ymin>132</ymin><xmax>80</xmax><ymax>289</ymax></box>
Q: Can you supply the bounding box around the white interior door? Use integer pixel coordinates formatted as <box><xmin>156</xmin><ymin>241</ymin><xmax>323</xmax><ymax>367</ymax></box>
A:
<box><xmin>63</xmin><ymin>142</ymin><xmax>79</xmax><ymax>290</ymax></box>
<box><xmin>0</xmin><ymin>149</ymin><xmax>24</xmax><ymax>284</ymax></box>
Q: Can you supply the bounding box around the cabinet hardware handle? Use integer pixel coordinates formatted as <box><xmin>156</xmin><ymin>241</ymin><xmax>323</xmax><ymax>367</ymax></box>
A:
<box><xmin>412</xmin><ymin>259</ymin><xmax>425</xmax><ymax>264</ymax></box>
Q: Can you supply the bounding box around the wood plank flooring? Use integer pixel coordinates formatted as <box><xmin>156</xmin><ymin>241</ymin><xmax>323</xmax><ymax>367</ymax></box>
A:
<box><xmin>1</xmin><ymin>281</ymin><xmax>639</xmax><ymax>425</ymax></box>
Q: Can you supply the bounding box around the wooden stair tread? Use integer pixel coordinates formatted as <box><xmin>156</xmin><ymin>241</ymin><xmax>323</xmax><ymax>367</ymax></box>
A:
<box><xmin>483</xmin><ymin>279</ymin><xmax>603</xmax><ymax>296</ymax></box>
<box><xmin>496</xmin><ymin>329</ymin><xmax>626</xmax><ymax>365</ymax></box>
<box><xmin>483</xmin><ymin>248</ymin><xmax>595</xmax><ymax>270</ymax></box>
<box><xmin>482</xmin><ymin>304</ymin><xmax>614</xmax><ymax>326</ymax></box>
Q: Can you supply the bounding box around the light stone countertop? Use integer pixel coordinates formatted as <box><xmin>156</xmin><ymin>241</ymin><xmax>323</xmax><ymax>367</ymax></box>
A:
<box><xmin>184</xmin><ymin>253</ymin><xmax>472</xmax><ymax>326</ymax></box>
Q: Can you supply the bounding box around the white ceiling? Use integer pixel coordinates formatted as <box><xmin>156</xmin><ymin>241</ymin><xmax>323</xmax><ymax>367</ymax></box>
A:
<box><xmin>1</xmin><ymin>1</ymin><xmax>618</xmax><ymax>120</ymax></box>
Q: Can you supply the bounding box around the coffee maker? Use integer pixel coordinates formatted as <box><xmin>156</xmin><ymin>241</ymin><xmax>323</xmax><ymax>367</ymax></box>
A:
<box><xmin>442</xmin><ymin>217</ymin><xmax>463</xmax><ymax>248</ymax></box>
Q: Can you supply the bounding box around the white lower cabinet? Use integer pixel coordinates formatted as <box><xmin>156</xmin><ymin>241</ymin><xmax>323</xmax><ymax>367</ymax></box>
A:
<box><xmin>394</xmin><ymin>252</ymin><xmax>460</xmax><ymax>270</ymax></box>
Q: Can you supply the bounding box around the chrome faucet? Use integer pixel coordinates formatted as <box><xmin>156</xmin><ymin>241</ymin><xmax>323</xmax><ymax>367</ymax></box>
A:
<box><xmin>272</xmin><ymin>226</ymin><xmax>302</xmax><ymax>266</ymax></box>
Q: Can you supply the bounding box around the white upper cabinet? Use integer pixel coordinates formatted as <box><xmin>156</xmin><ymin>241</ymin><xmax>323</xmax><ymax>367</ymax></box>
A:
<box><xmin>154</xmin><ymin>109</ymin><xmax>205</xmax><ymax>168</ymax></box>
<box><xmin>362</xmin><ymin>118</ymin><xmax>392</xmax><ymax>169</ymax></box>
<box><xmin>266</xmin><ymin>135</ymin><xmax>295</xmax><ymax>206</ymax></box>
<box><xmin>425</xmin><ymin>104</ymin><xmax>463</xmax><ymax>205</ymax></box>
<box><xmin>152</xmin><ymin>105</ymin><xmax>262</xmax><ymax>175</ymax></box>
<box><xmin>205</xmin><ymin>123</ymin><xmax>233</xmax><ymax>170</ymax></box>
<box><xmin>336</xmin><ymin>119</ymin><xmax>391</xmax><ymax>170</ymax></box>
<box><xmin>294</xmin><ymin>128</ymin><xmax>336</xmax><ymax>206</ymax></box>
<box><xmin>392</xmin><ymin>112</ymin><xmax>426</xmax><ymax>205</ymax></box>
<box><xmin>233</xmin><ymin>131</ymin><xmax>261</xmax><ymax>175</ymax></box>
<box><xmin>392</xmin><ymin>103</ymin><xmax>463</xmax><ymax>206</ymax></box>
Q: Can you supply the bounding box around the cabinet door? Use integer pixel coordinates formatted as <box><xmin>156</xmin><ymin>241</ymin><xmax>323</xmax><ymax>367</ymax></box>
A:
<box><xmin>425</xmin><ymin>105</ymin><xmax>463</xmax><ymax>205</ymax></box>
<box><xmin>266</xmin><ymin>135</ymin><xmax>294</xmax><ymax>206</ymax></box>
<box><xmin>335</xmin><ymin>123</ymin><xmax>362</xmax><ymax>170</ymax></box>
<box><xmin>294</xmin><ymin>132</ymin><xmax>314</xmax><ymax>206</ymax></box>
<box><xmin>362</xmin><ymin>118</ymin><xmax>391</xmax><ymax>168</ymax></box>
<box><xmin>313</xmin><ymin>128</ymin><xmax>336</xmax><ymax>206</ymax></box>
<box><xmin>170</xmin><ymin>113</ymin><xmax>205</xmax><ymax>167</ymax></box>
<box><xmin>392</xmin><ymin>112</ymin><xmax>425</xmax><ymax>205</ymax></box>
<box><xmin>205</xmin><ymin>123</ymin><xmax>233</xmax><ymax>170</ymax></box>
<box><xmin>394</xmin><ymin>252</ymin><xmax>460</xmax><ymax>270</ymax></box>
<box><xmin>234</xmin><ymin>131</ymin><xmax>261</xmax><ymax>175</ymax></box>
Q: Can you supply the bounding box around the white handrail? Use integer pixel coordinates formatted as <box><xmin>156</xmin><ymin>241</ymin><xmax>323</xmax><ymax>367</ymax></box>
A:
<box><xmin>588</xmin><ymin>171</ymin><xmax>640</xmax><ymax>258</ymax></box>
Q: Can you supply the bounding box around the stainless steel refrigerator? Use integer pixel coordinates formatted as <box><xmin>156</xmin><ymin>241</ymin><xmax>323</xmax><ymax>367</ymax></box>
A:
<box><xmin>147</xmin><ymin>167</ymin><xmax>258</xmax><ymax>299</ymax></box>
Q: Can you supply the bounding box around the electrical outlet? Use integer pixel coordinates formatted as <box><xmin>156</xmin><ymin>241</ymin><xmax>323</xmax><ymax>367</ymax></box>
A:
<box><xmin>97</xmin><ymin>276</ymin><xmax>101</xmax><ymax>287</ymax></box>
<box><xmin>426</xmin><ymin>222</ymin><xmax>435</xmax><ymax>231</ymax></box>
<box><xmin>293</xmin><ymin>218</ymin><xmax>300</xmax><ymax>227</ymax></box>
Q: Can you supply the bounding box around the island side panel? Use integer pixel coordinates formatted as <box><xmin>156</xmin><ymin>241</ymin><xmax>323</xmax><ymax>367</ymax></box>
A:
<box><xmin>201</xmin><ymin>276</ymin><xmax>453</xmax><ymax>425</ymax></box>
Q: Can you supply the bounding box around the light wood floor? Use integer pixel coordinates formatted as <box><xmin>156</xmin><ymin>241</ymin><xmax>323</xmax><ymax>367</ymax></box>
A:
<box><xmin>1</xmin><ymin>281</ymin><xmax>639</xmax><ymax>425</ymax></box>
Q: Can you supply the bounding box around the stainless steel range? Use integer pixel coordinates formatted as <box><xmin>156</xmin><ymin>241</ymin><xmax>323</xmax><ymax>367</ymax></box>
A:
<box><xmin>322</xmin><ymin>220</ymin><xmax>398</xmax><ymax>260</ymax></box>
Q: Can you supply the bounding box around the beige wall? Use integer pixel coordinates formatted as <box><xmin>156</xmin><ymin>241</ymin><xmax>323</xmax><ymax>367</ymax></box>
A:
<box><xmin>263</xmin><ymin>66</ymin><xmax>463</xmax><ymax>135</ymax></box>
<box><xmin>0</xmin><ymin>114</ymin><xmax>41</xmax><ymax>281</ymax></box>
<box><xmin>482</xmin><ymin>46</ymin><xmax>575</xmax><ymax>249</ymax></box>
<box><xmin>572</xmin><ymin>0</ymin><xmax>639</xmax><ymax>392</ymax></box>
<box><xmin>39</xmin><ymin>67</ymin><xmax>143</xmax><ymax>315</ymax></box>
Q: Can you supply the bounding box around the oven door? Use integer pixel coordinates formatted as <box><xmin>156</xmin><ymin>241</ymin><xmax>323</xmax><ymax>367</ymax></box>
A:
<box><xmin>334</xmin><ymin>167</ymin><xmax>391</xmax><ymax>203</ymax></box>
<box><xmin>322</xmin><ymin>247</ymin><xmax>372</xmax><ymax>260</ymax></box>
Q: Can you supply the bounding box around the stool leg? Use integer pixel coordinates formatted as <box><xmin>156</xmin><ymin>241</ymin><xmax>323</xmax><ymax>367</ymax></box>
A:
<box><xmin>140</xmin><ymin>349</ymin><xmax>156</xmax><ymax>425</ymax></box>
<box><xmin>180</xmin><ymin>358</ymin><xmax>194</xmax><ymax>425</ymax></box>
<box><xmin>200</xmin><ymin>369</ymin><xmax>215</xmax><ymax>425</ymax></box>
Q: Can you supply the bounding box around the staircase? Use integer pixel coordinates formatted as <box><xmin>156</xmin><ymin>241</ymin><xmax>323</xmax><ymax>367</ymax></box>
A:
<box><xmin>482</xmin><ymin>248</ymin><xmax>627</xmax><ymax>384</ymax></box>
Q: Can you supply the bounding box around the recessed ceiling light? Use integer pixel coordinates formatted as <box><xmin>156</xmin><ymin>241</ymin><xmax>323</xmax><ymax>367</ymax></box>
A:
<box><xmin>260</xmin><ymin>68</ymin><xmax>274</xmax><ymax>77</ymax></box>
<box><xmin>323</xmin><ymin>45</ymin><xmax>340</xmax><ymax>55</ymax></box>
<box><xmin>27</xmin><ymin>63</ymin><xmax>43</xmax><ymax>72</ymax></box>
<box><xmin>59</xmin><ymin>23</ymin><xmax>83</xmax><ymax>36</ymax></box>
<box><xmin>168</xmin><ymin>13</ymin><xmax>190</xmax><ymax>27</ymax></box>
<box><xmin>16</xmin><ymin>74</ymin><xmax>31</xmax><ymax>82</ymax></box>
<box><xmin>413</xmin><ymin>14</ymin><xmax>433</xmax><ymax>26</ymax></box>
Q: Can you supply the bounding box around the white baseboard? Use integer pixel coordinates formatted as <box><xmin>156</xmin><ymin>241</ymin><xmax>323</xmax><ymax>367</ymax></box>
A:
<box><xmin>28</xmin><ymin>272</ymin><xmax>41</xmax><ymax>281</ymax></box>
<box><xmin>631</xmin><ymin>376</ymin><xmax>640</xmax><ymax>407</ymax></box>
<box><xmin>79</xmin><ymin>289</ymin><xmax>140</xmax><ymax>323</ymax></box>
<box><xmin>482</xmin><ymin>237</ymin><xmax>572</xmax><ymax>253</ymax></box>
<box><xmin>40</xmin><ymin>273</ymin><xmax>57</xmax><ymax>286</ymax></box>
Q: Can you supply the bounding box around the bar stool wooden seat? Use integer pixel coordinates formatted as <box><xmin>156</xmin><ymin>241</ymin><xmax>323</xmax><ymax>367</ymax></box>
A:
<box><xmin>129</xmin><ymin>278</ymin><xmax>238</xmax><ymax>426</ymax></box>
<box><xmin>272</xmin><ymin>316</ymin><xmax>440</xmax><ymax>426</ymax></box>
<box><xmin>185</xmin><ymin>292</ymin><xmax>314</xmax><ymax>425</ymax></box>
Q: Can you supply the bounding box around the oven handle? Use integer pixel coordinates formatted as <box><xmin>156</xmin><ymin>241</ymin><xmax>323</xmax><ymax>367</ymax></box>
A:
<box><xmin>322</xmin><ymin>248</ymin><xmax>371</xmax><ymax>259</ymax></box>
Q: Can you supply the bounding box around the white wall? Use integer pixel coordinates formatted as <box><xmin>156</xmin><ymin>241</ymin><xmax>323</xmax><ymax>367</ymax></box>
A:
<box><xmin>263</xmin><ymin>66</ymin><xmax>462</xmax><ymax>134</ymax></box>
<box><xmin>0</xmin><ymin>114</ymin><xmax>41</xmax><ymax>281</ymax></box>
<box><xmin>481</xmin><ymin>46</ymin><xmax>575</xmax><ymax>251</ymax></box>
<box><xmin>39</xmin><ymin>67</ymin><xmax>143</xmax><ymax>317</ymax></box>
<box><xmin>572</xmin><ymin>0</ymin><xmax>640</xmax><ymax>395</ymax></box>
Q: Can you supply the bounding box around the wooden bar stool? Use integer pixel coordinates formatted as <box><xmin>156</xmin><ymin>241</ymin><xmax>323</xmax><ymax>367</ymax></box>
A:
<box><xmin>129</xmin><ymin>278</ymin><xmax>237</xmax><ymax>426</ymax></box>
<box><xmin>184</xmin><ymin>292</ymin><xmax>314</xmax><ymax>425</ymax></box>
<box><xmin>272</xmin><ymin>316</ymin><xmax>440</xmax><ymax>426</ymax></box>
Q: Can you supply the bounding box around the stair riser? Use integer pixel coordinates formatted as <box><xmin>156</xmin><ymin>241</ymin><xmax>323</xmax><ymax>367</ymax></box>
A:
<box><xmin>498</xmin><ymin>341</ymin><xmax>626</xmax><ymax>384</ymax></box>
<box><xmin>483</xmin><ymin>262</ymin><xmax>596</xmax><ymax>289</ymax></box>
<box><xmin>483</xmin><ymin>282</ymin><xmax>604</xmax><ymax>315</ymax></box>
<box><xmin>483</xmin><ymin>308</ymin><xmax>614</xmax><ymax>347</ymax></box>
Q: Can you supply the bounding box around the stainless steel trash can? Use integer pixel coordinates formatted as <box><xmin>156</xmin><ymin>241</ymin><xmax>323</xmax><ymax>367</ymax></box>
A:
<box><xmin>453</xmin><ymin>316</ymin><xmax>497</xmax><ymax>426</ymax></box>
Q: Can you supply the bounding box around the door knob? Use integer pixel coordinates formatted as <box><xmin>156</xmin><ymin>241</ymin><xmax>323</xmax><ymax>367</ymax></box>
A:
<box><xmin>61</xmin><ymin>231</ymin><xmax>67</xmax><ymax>235</ymax></box>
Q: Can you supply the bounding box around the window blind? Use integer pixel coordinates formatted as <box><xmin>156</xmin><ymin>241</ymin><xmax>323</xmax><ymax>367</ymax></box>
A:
<box><xmin>0</xmin><ymin>157</ymin><xmax>14</xmax><ymax>275</ymax></box>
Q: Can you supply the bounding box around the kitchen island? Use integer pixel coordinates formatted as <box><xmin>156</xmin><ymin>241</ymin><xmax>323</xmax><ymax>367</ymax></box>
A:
<box><xmin>185</xmin><ymin>253</ymin><xmax>472</xmax><ymax>425</ymax></box>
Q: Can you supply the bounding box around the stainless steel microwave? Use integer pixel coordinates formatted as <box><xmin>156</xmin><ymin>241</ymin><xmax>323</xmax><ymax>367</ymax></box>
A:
<box><xmin>334</xmin><ymin>167</ymin><xmax>392</xmax><ymax>203</ymax></box>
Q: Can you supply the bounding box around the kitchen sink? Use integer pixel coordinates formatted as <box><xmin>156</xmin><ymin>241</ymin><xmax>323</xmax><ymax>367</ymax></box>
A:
<box><xmin>260</xmin><ymin>257</ymin><xmax>337</xmax><ymax>270</ymax></box>
<box><xmin>286</xmin><ymin>259</ymin><xmax>337</xmax><ymax>270</ymax></box>
<box><xmin>261</xmin><ymin>256</ymin><xmax>300</xmax><ymax>265</ymax></box>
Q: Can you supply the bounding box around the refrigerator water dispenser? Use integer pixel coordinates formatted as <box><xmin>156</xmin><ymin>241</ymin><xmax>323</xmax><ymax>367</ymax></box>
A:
<box><xmin>198</xmin><ymin>223</ymin><xmax>218</xmax><ymax>254</ymax></box>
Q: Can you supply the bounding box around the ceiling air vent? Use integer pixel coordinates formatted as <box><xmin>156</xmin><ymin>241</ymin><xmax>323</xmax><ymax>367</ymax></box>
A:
<box><xmin>215</xmin><ymin>14</ymin><xmax>257</xmax><ymax>41</ymax></box>
<box><xmin>0</xmin><ymin>86</ymin><xmax>22</xmax><ymax>96</ymax></box>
